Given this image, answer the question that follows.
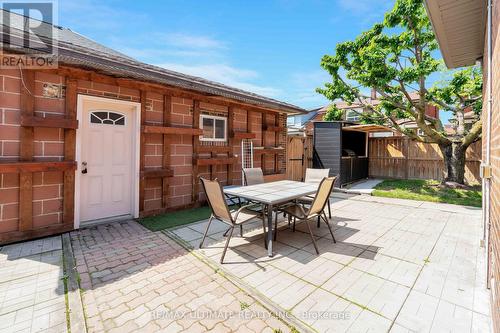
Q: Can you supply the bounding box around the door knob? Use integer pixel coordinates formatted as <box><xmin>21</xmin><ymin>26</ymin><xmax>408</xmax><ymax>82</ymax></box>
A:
<box><xmin>82</xmin><ymin>161</ymin><xmax>88</xmax><ymax>174</ymax></box>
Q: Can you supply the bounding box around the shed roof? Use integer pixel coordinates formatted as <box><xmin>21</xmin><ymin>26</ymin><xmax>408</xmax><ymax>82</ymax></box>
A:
<box><xmin>424</xmin><ymin>0</ymin><xmax>487</xmax><ymax>68</ymax></box>
<box><xmin>342</xmin><ymin>124</ymin><xmax>395</xmax><ymax>133</ymax></box>
<box><xmin>0</xmin><ymin>10</ymin><xmax>306</xmax><ymax>114</ymax></box>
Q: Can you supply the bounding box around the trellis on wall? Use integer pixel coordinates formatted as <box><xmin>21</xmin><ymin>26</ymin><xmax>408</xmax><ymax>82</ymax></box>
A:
<box><xmin>138</xmin><ymin>94</ymin><xmax>203</xmax><ymax>216</ymax></box>
<box><xmin>0</xmin><ymin>70</ymin><xmax>77</xmax><ymax>243</ymax></box>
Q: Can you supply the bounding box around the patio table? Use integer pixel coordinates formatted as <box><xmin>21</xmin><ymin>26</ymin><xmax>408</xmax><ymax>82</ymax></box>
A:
<box><xmin>224</xmin><ymin>180</ymin><xmax>319</xmax><ymax>257</ymax></box>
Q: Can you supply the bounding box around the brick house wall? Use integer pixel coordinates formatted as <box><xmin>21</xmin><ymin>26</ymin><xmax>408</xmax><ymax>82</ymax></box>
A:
<box><xmin>0</xmin><ymin>68</ymin><xmax>287</xmax><ymax>241</ymax></box>
<box><xmin>425</xmin><ymin>104</ymin><xmax>439</xmax><ymax>119</ymax></box>
<box><xmin>485</xmin><ymin>0</ymin><xmax>500</xmax><ymax>328</ymax></box>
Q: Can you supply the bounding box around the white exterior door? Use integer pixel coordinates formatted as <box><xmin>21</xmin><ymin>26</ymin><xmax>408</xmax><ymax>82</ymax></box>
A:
<box><xmin>79</xmin><ymin>98</ymin><xmax>137</xmax><ymax>223</ymax></box>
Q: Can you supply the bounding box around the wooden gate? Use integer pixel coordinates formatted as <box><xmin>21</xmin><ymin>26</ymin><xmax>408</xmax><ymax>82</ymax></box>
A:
<box><xmin>286</xmin><ymin>136</ymin><xmax>312</xmax><ymax>181</ymax></box>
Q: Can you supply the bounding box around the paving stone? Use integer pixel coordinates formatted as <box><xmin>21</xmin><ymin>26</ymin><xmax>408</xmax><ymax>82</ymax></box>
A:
<box><xmin>346</xmin><ymin>309</ymin><xmax>392</xmax><ymax>332</ymax></box>
<box><xmin>0</xmin><ymin>236</ymin><xmax>62</xmax><ymax>260</ymax></box>
<box><xmin>388</xmin><ymin>323</ymin><xmax>414</xmax><ymax>333</ymax></box>
<box><xmin>0</xmin><ymin>236</ymin><xmax>68</xmax><ymax>333</ymax></box>
<box><xmin>172</xmin><ymin>227</ymin><xmax>204</xmax><ymax>242</ymax></box>
<box><xmin>188</xmin><ymin>219</ymin><xmax>229</xmax><ymax>236</ymax></box>
<box><xmin>349</xmin><ymin>250</ymin><xmax>421</xmax><ymax>287</ymax></box>
<box><xmin>366</xmin><ymin>280</ymin><xmax>410</xmax><ymax>320</ymax></box>
<box><xmin>430</xmin><ymin>299</ymin><xmax>473</xmax><ymax>332</ymax></box>
<box><xmin>268</xmin><ymin>249</ymin><xmax>344</xmax><ymax>286</ymax></box>
<box><xmin>292</xmin><ymin>288</ymin><xmax>345</xmax><ymax>328</ymax></box>
<box><xmin>321</xmin><ymin>266</ymin><xmax>364</xmax><ymax>296</ymax></box>
<box><xmin>394</xmin><ymin>290</ymin><xmax>439</xmax><ymax>332</ymax></box>
<box><xmin>302</xmin><ymin>239</ymin><xmax>365</xmax><ymax>265</ymax></box>
<box><xmin>471</xmin><ymin>311</ymin><xmax>493</xmax><ymax>333</ymax></box>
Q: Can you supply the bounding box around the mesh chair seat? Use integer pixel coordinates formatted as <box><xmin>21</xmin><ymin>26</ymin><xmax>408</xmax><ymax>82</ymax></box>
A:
<box><xmin>281</xmin><ymin>204</ymin><xmax>308</xmax><ymax>219</ymax></box>
<box><xmin>298</xmin><ymin>195</ymin><xmax>314</xmax><ymax>203</ymax></box>
<box><xmin>231</xmin><ymin>208</ymin><xmax>262</xmax><ymax>224</ymax></box>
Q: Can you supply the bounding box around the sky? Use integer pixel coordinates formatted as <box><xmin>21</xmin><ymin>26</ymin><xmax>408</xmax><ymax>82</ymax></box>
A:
<box><xmin>55</xmin><ymin>0</ymin><xmax>451</xmax><ymax>121</ymax></box>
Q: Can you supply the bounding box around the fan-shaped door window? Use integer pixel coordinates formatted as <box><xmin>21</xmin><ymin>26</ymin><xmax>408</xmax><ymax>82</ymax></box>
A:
<box><xmin>90</xmin><ymin>111</ymin><xmax>125</xmax><ymax>125</ymax></box>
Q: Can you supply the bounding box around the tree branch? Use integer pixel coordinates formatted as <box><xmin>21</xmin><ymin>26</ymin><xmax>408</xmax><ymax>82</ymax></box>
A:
<box><xmin>462</xmin><ymin>120</ymin><xmax>482</xmax><ymax>147</ymax></box>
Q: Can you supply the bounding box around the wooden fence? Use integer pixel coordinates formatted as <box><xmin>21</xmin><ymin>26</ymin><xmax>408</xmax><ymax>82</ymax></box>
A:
<box><xmin>369</xmin><ymin>137</ymin><xmax>482</xmax><ymax>184</ymax></box>
<box><xmin>286</xmin><ymin>136</ymin><xmax>313</xmax><ymax>181</ymax></box>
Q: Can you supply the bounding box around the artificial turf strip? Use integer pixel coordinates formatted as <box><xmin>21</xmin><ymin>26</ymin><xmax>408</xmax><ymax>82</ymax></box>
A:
<box><xmin>372</xmin><ymin>179</ymin><xmax>482</xmax><ymax>207</ymax></box>
<box><xmin>138</xmin><ymin>206</ymin><xmax>212</xmax><ymax>231</ymax></box>
<box><xmin>138</xmin><ymin>204</ymin><xmax>241</xmax><ymax>231</ymax></box>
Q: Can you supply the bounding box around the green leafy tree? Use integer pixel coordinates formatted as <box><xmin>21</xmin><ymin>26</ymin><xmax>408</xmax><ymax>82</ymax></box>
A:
<box><xmin>317</xmin><ymin>0</ymin><xmax>482</xmax><ymax>185</ymax></box>
<box><xmin>323</xmin><ymin>104</ymin><xmax>344</xmax><ymax>121</ymax></box>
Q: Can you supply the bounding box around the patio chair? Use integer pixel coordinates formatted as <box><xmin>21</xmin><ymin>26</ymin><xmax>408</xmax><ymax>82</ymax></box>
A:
<box><xmin>277</xmin><ymin>177</ymin><xmax>337</xmax><ymax>254</ymax></box>
<box><xmin>199</xmin><ymin>177</ymin><xmax>267</xmax><ymax>264</ymax></box>
<box><xmin>241</xmin><ymin>166</ymin><xmax>276</xmax><ymax>211</ymax></box>
<box><xmin>301</xmin><ymin>168</ymin><xmax>332</xmax><ymax>216</ymax></box>
<box><xmin>243</xmin><ymin>167</ymin><xmax>295</xmax><ymax>238</ymax></box>
<box><xmin>298</xmin><ymin>168</ymin><xmax>333</xmax><ymax>228</ymax></box>
<box><xmin>242</xmin><ymin>167</ymin><xmax>265</xmax><ymax>185</ymax></box>
<box><xmin>220</xmin><ymin>167</ymin><xmax>265</xmax><ymax>237</ymax></box>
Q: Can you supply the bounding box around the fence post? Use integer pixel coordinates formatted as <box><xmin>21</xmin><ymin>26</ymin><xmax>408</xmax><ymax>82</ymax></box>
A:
<box><xmin>404</xmin><ymin>137</ymin><xmax>410</xmax><ymax>179</ymax></box>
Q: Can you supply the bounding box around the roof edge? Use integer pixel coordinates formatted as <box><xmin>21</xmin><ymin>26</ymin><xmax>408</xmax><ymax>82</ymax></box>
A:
<box><xmin>424</xmin><ymin>0</ymin><xmax>487</xmax><ymax>69</ymax></box>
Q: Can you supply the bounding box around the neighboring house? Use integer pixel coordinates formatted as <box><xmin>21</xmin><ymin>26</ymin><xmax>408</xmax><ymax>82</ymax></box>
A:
<box><xmin>287</xmin><ymin>110</ymin><xmax>318</xmax><ymax>136</ymax></box>
<box><xmin>286</xmin><ymin>100</ymin><xmax>372</xmax><ymax>137</ymax></box>
<box><xmin>448</xmin><ymin>109</ymin><xmax>479</xmax><ymax>133</ymax></box>
<box><xmin>0</xmin><ymin>11</ymin><xmax>305</xmax><ymax>244</ymax></box>
<box><xmin>395</xmin><ymin>103</ymin><xmax>440</xmax><ymax>137</ymax></box>
<box><xmin>443</xmin><ymin>124</ymin><xmax>456</xmax><ymax>136</ymax></box>
<box><xmin>293</xmin><ymin>90</ymin><xmax>439</xmax><ymax>137</ymax></box>
<box><xmin>302</xmin><ymin>101</ymin><xmax>368</xmax><ymax>135</ymax></box>
<box><xmin>425</xmin><ymin>0</ymin><xmax>499</xmax><ymax>329</ymax></box>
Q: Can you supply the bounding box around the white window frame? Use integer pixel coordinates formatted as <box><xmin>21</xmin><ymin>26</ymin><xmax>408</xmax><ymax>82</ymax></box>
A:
<box><xmin>200</xmin><ymin>114</ymin><xmax>227</xmax><ymax>142</ymax></box>
<box><xmin>89</xmin><ymin>110</ymin><xmax>126</xmax><ymax>126</ymax></box>
<box><xmin>346</xmin><ymin>109</ymin><xmax>362</xmax><ymax>122</ymax></box>
<box><xmin>417</xmin><ymin>128</ymin><xmax>425</xmax><ymax>136</ymax></box>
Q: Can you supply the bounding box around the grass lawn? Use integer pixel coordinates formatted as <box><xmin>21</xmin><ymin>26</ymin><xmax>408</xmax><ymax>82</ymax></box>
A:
<box><xmin>139</xmin><ymin>206</ymin><xmax>212</xmax><ymax>231</ymax></box>
<box><xmin>372</xmin><ymin>179</ymin><xmax>482</xmax><ymax>207</ymax></box>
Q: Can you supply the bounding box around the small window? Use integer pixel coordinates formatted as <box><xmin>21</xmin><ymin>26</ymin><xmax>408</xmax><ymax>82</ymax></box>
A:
<box><xmin>417</xmin><ymin>129</ymin><xmax>425</xmax><ymax>136</ymax></box>
<box><xmin>90</xmin><ymin>111</ymin><xmax>125</xmax><ymax>125</ymax></box>
<box><xmin>346</xmin><ymin>109</ymin><xmax>361</xmax><ymax>122</ymax></box>
<box><xmin>200</xmin><ymin>115</ymin><xmax>227</xmax><ymax>141</ymax></box>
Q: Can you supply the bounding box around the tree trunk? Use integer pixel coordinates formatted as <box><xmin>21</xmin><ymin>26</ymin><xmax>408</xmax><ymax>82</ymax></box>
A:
<box><xmin>440</xmin><ymin>142</ymin><xmax>466</xmax><ymax>184</ymax></box>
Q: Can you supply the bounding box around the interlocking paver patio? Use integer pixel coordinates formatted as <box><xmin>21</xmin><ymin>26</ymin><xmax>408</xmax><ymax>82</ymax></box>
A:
<box><xmin>70</xmin><ymin>221</ymin><xmax>293</xmax><ymax>333</ymax></box>
<box><xmin>174</xmin><ymin>193</ymin><xmax>492</xmax><ymax>332</ymax></box>
<box><xmin>0</xmin><ymin>236</ymin><xmax>68</xmax><ymax>333</ymax></box>
<box><xmin>0</xmin><ymin>192</ymin><xmax>492</xmax><ymax>333</ymax></box>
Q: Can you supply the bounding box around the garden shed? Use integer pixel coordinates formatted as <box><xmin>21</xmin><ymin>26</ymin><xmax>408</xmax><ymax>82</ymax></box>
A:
<box><xmin>313</xmin><ymin>121</ymin><xmax>392</xmax><ymax>186</ymax></box>
<box><xmin>0</xmin><ymin>13</ymin><xmax>305</xmax><ymax>244</ymax></box>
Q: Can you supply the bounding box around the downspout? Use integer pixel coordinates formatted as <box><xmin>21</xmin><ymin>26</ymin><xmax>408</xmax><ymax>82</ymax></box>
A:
<box><xmin>483</xmin><ymin>0</ymin><xmax>493</xmax><ymax>288</ymax></box>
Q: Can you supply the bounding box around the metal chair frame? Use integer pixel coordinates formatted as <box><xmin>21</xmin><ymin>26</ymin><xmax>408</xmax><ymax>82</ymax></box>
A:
<box><xmin>199</xmin><ymin>177</ymin><xmax>267</xmax><ymax>263</ymax></box>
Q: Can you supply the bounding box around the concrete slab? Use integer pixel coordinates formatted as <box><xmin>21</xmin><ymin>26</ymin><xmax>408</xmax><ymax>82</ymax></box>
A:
<box><xmin>340</xmin><ymin>178</ymin><xmax>384</xmax><ymax>195</ymax></box>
